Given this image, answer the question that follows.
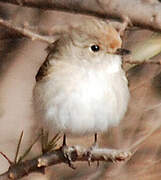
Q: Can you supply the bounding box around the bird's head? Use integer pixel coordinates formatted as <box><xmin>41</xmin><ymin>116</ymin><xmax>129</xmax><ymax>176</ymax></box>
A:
<box><xmin>47</xmin><ymin>19</ymin><xmax>129</xmax><ymax>65</ymax></box>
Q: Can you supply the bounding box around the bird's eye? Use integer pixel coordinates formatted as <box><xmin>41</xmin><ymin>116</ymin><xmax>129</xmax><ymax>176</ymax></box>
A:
<box><xmin>90</xmin><ymin>45</ymin><xmax>100</xmax><ymax>52</ymax></box>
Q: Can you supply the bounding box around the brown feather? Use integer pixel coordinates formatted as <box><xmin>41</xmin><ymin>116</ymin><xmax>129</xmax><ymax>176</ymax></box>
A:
<box><xmin>36</xmin><ymin>55</ymin><xmax>50</xmax><ymax>81</ymax></box>
<box><xmin>36</xmin><ymin>40</ymin><xmax>59</xmax><ymax>82</ymax></box>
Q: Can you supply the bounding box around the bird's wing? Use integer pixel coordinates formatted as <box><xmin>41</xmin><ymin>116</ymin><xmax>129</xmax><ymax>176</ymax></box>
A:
<box><xmin>36</xmin><ymin>55</ymin><xmax>50</xmax><ymax>82</ymax></box>
<box><xmin>36</xmin><ymin>40</ymin><xmax>61</xmax><ymax>81</ymax></box>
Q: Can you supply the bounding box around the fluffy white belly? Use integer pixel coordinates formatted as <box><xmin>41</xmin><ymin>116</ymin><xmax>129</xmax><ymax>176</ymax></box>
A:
<box><xmin>34</xmin><ymin>60</ymin><xmax>129</xmax><ymax>135</ymax></box>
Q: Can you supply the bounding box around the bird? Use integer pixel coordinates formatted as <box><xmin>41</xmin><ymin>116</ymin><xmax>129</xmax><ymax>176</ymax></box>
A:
<box><xmin>33</xmin><ymin>19</ymin><xmax>130</xmax><ymax>157</ymax></box>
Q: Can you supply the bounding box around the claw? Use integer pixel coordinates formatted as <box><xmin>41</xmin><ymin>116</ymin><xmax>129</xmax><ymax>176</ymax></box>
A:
<box><xmin>87</xmin><ymin>151</ymin><xmax>92</xmax><ymax>166</ymax></box>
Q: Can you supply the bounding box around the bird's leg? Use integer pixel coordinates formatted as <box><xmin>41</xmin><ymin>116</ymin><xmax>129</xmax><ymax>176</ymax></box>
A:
<box><xmin>87</xmin><ymin>133</ymin><xmax>100</xmax><ymax>166</ymax></box>
<box><xmin>63</xmin><ymin>134</ymin><xmax>67</xmax><ymax>146</ymax></box>
<box><xmin>93</xmin><ymin>133</ymin><xmax>98</xmax><ymax>147</ymax></box>
<box><xmin>93</xmin><ymin>133</ymin><xmax>100</xmax><ymax>167</ymax></box>
<box><xmin>60</xmin><ymin>134</ymin><xmax>76</xmax><ymax>169</ymax></box>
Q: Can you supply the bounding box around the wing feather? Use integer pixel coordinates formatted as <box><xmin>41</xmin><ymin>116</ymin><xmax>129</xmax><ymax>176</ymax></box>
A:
<box><xmin>36</xmin><ymin>54</ymin><xmax>50</xmax><ymax>82</ymax></box>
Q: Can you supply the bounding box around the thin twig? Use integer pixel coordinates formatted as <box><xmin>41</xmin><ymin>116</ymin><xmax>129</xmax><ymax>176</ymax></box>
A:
<box><xmin>0</xmin><ymin>18</ymin><xmax>55</xmax><ymax>44</ymax></box>
<box><xmin>14</xmin><ymin>131</ymin><xmax>24</xmax><ymax>164</ymax></box>
<box><xmin>0</xmin><ymin>152</ymin><xmax>12</xmax><ymax>165</ymax></box>
<box><xmin>18</xmin><ymin>132</ymin><xmax>42</xmax><ymax>163</ymax></box>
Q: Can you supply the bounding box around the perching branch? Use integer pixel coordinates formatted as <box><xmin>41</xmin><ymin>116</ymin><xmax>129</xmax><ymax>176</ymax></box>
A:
<box><xmin>0</xmin><ymin>146</ymin><xmax>131</xmax><ymax>180</ymax></box>
<box><xmin>0</xmin><ymin>0</ymin><xmax>161</xmax><ymax>32</ymax></box>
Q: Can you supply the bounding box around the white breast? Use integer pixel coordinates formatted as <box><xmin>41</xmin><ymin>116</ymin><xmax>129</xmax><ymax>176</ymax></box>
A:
<box><xmin>33</xmin><ymin>55</ymin><xmax>129</xmax><ymax>135</ymax></box>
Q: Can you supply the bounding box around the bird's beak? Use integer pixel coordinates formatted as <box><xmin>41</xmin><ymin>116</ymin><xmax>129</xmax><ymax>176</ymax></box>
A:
<box><xmin>115</xmin><ymin>48</ymin><xmax>131</xmax><ymax>56</ymax></box>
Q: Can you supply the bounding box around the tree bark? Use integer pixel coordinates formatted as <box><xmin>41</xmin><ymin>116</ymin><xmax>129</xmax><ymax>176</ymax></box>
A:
<box><xmin>0</xmin><ymin>0</ymin><xmax>161</xmax><ymax>32</ymax></box>
<box><xmin>0</xmin><ymin>146</ymin><xmax>131</xmax><ymax>180</ymax></box>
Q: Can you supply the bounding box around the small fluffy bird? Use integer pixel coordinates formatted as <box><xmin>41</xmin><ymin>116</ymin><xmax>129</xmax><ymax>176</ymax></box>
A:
<box><xmin>33</xmin><ymin>19</ymin><xmax>130</xmax><ymax>147</ymax></box>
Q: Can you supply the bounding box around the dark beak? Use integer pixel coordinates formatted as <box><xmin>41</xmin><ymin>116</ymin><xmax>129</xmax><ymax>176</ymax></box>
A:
<box><xmin>116</xmin><ymin>48</ymin><xmax>131</xmax><ymax>56</ymax></box>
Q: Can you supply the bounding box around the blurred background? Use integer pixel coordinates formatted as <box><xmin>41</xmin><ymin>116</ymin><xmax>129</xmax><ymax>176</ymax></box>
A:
<box><xmin>0</xmin><ymin>2</ymin><xmax>161</xmax><ymax>180</ymax></box>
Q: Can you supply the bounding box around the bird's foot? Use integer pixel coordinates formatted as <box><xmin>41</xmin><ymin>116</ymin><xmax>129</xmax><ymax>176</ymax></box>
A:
<box><xmin>61</xmin><ymin>145</ymin><xmax>76</xmax><ymax>169</ymax></box>
<box><xmin>87</xmin><ymin>133</ymin><xmax>99</xmax><ymax>167</ymax></box>
<box><xmin>60</xmin><ymin>134</ymin><xmax>76</xmax><ymax>169</ymax></box>
<box><xmin>87</xmin><ymin>144</ymin><xmax>100</xmax><ymax>167</ymax></box>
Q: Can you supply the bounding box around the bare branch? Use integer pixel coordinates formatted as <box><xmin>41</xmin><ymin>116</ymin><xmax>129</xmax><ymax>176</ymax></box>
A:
<box><xmin>0</xmin><ymin>0</ymin><xmax>161</xmax><ymax>32</ymax></box>
<box><xmin>0</xmin><ymin>152</ymin><xmax>12</xmax><ymax>166</ymax></box>
<box><xmin>0</xmin><ymin>146</ymin><xmax>131</xmax><ymax>180</ymax></box>
<box><xmin>0</xmin><ymin>18</ymin><xmax>55</xmax><ymax>44</ymax></box>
